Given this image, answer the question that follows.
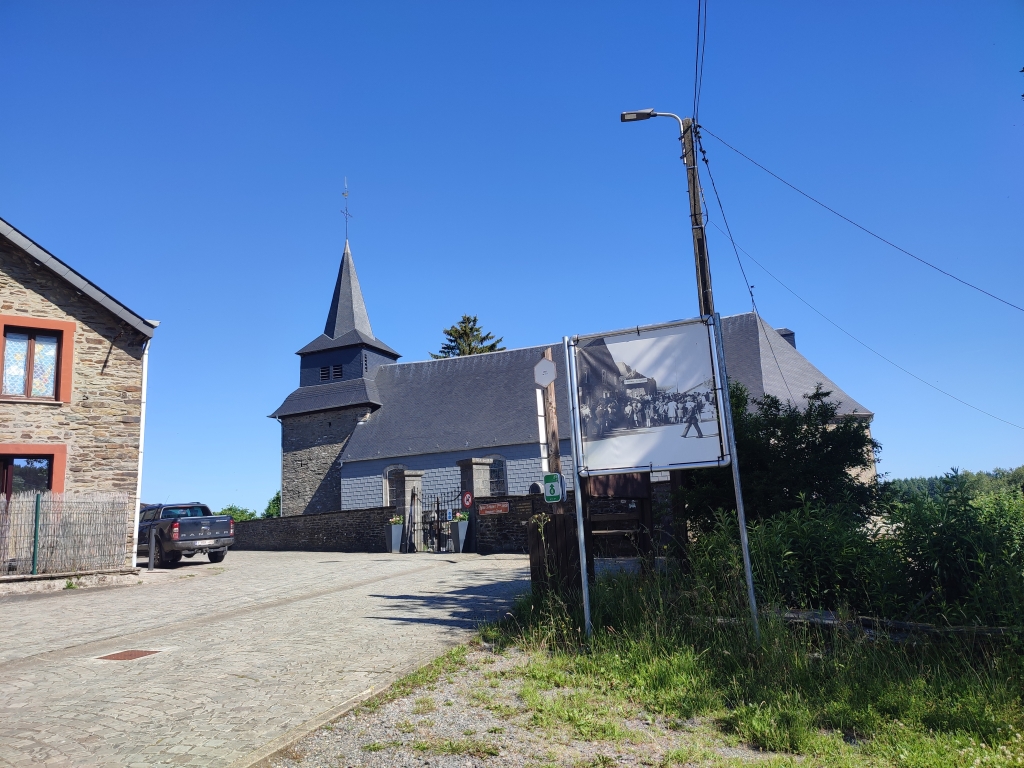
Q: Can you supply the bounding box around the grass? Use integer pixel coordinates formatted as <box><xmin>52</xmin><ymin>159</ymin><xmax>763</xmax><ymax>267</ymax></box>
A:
<box><xmin>481</xmin><ymin>567</ymin><xmax>1024</xmax><ymax>767</ymax></box>
<box><xmin>360</xmin><ymin>645</ymin><xmax>467</xmax><ymax>713</ymax></box>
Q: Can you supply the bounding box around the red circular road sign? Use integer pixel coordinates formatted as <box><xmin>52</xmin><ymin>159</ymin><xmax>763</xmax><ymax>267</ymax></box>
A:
<box><xmin>461</xmin><ymin>490</ymin><xmax>474</xmax><ymax>510</ymax></box>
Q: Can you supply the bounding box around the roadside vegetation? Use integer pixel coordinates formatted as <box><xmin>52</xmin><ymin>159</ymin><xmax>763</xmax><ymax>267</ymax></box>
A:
<box><xmin>219</xmin><ymin>490</ymin><xmax>281</xmax><ymax>521</ymax></box>
<box><xmin>480</xmin><ymin>385</ymin><xmax>1024</xmax><ymax>766</ymax></box>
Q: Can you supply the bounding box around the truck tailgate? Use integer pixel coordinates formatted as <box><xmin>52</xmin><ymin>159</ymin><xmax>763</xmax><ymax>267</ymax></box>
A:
<box><xmin>177</xmin><ymin>516</ymin><xmax>232</xmax><ymax>541</ymax></box>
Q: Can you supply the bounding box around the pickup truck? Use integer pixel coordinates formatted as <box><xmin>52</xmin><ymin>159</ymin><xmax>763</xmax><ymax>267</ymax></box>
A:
<box><xmin>137</xmin><ymin>503</ymin><xmax>235</xmax><ymax>567</ymax></box>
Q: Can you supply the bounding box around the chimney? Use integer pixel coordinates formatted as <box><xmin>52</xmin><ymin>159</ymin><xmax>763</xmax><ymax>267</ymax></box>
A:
<box><xmin>776</xmin><ymin>328</ymin><xmax>796</xmax><ymax>348</ymax></box>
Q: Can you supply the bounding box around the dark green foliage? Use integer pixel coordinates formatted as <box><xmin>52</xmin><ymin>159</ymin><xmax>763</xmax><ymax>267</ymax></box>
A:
<box><xmin>889</xmin><ymin>465</ymin><xmax>1024</xmax><ymax>501</ymax></box>
<box><xmin>678</xmin><ymin>382</ymin><xmax>879</xmax><ymax>529</ymax></box>
<box><xmin>429</xmin><ymin>314</ymin><xmax>505</xmax><ymax>359</ymax></box>
<box><xmin>691</xmin><ymin>472</ymin><xmax>1024</xmax><ymax>627</ymax></box>
<box><xmin>264</xmin><ymin>490</ymin><xmax>281</xmax><ymax>518</ymax></box>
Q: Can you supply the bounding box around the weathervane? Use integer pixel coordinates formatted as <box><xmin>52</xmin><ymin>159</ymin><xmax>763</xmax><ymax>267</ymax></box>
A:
<box><xmin>341</xmin><ymin>177</ymin><xmax>352</xmax><ymax>240</ymax></box>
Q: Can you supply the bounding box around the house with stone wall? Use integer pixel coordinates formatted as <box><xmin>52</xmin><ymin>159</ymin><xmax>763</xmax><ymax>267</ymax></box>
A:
<box><xmin>0</xmin><ymin>216</ymin><xmax>156</xmax><ymax>557</ymax></box>
<box><xmin>271</xmin><ymin>239</ymin><xmax>872</xmax><ymax>519</ymax></box>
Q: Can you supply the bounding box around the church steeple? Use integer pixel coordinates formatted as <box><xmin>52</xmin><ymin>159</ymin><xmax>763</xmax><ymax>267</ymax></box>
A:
<box><xmin>324</xmin><ymin>240</ymin><xmax>373</xmax><ymax>339</ymax></box>
<box><xmin>296</xmin><ymin>239</ymin><xmax>400</xmax><ymax>362</ymax></box>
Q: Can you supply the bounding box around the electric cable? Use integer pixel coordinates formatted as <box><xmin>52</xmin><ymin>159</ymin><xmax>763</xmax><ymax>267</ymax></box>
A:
<box><xmin>701</xmin><ymin>217</ymin><xmax>1024</xmax><ymax>432</ymax></box>
<box><xmin>696</xmin><ymin>130</ymin><xmax>796</xmax><ymax>403</ymax></box>
<box><xmin>698</xmin><ymin>127</ymin><xmax>1024</xmax><ymax>316</ymax></box>
<box><xmin>692</xmin><ymin>0</ymin><xmax>708</xmax><ymax>126</ymax></box>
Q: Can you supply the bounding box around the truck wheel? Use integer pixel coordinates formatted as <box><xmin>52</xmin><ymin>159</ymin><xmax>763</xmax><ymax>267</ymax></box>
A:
<box><xmin>208</xmin><ymin>550</ymin><xmax>226</xmax><ymax>564</ymax></box>
<box><xmin>153</xmin><ymin>542</ymin><xmax>166</xmax><ymax>568</ymax></box>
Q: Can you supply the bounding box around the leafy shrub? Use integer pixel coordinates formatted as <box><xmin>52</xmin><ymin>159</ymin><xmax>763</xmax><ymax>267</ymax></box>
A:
<box><xmin>677</xmin><ymin>382</ymin><xmax>878</xmax><ymax>531</ymax></box>
<box><xmin>220</xmin><ymin>503</ymin><xmax>257</xmax><ymax>521</ymax></box>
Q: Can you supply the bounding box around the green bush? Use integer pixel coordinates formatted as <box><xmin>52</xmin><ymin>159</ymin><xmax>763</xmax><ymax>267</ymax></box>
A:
<box><xmin>219</xmin><ymin>503</ymin><xmax>257</xmax><ymax>521</ymax></box>
<box><xmin>677</xmin><ymin>382</ymin><xmax>878</xmax><ymax>531</ymax></box>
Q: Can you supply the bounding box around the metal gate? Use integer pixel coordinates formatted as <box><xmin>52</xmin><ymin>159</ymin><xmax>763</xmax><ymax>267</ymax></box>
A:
<box><xmin>405</xmin><ymin>490</ymin><xmax>462</xmax><ymax>553</ymax></box>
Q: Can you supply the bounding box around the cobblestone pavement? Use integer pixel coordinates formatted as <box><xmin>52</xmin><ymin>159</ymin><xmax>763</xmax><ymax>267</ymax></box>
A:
<box><xmin>0</xmin><ymin>551</ymin><xmax>529</xmax><ymax>768</ymax></box>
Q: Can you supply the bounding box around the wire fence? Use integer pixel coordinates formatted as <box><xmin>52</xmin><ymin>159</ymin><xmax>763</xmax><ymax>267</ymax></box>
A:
<box><xmin>0</xmin><ymin>491</ymin><xmax>134</xmax><ymax>576</ymax></box>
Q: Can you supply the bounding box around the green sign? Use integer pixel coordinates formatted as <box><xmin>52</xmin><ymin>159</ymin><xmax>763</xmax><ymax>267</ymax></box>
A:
<box><xmin>543</xmin><ymin>473</ymin><xmax>565</xmax><ymax>503</ymax></box>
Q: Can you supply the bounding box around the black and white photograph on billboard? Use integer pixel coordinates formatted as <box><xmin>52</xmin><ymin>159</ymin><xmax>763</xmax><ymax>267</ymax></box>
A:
<box><xmin>572</xmin><ymin>319</ymin><xmax>729</xmax><ymax>474</ymax></box>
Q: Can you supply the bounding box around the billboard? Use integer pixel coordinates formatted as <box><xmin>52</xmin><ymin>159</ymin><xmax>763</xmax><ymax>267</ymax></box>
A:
<box><xmin>567</xmin><ymin>318</ymin><xmax>730</xmax><ymax>476</ymax></box>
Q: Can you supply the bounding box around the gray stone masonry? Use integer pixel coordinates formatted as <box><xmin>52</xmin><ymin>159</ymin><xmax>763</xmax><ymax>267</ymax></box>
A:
<box><xmin>473</xmin><ymin>492</ymin><xmax>578</xmax><ymax>555</ymax></box>
<box><xmin>458</xmin><ymin>457</ymin><xmax>493</xmax><ymax>498</ymax></box>
<box><xmin>233</xmin><ymin>505</ymin><xmax>394</xmax><ymax>551</ymax></box>
<box><xmin>0</xmin><ymin>242</ymin><xmax>148</xmax><ymax>564</ymax></box>
<box><xmin>281</xmin><ymin>405</ymin><xmax>371</xmax><ymax>516</ymax></box>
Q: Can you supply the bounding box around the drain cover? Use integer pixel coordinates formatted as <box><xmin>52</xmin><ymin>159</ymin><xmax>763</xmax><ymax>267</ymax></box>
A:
<box><xmin>98</xmin><ymin>650</ymin><xmax>160</xmax><ymax>661</ymax></box>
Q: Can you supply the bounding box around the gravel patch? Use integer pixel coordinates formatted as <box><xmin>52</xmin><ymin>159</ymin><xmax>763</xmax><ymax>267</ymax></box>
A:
<box><xmin>267</xmin><ymin>646</ymin><xmax>771</xmax><ymax>768</ymax></box>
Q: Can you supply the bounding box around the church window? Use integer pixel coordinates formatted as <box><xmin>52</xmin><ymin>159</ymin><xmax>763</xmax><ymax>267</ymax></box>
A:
<box><xmin>384</xmin><ymin>465</ymin><xmax>407</xmax><ymax>507</ymax></box>
<box><xmin>332</xmin><ymin>364</ymin><xmax>343</xmax><ymax>379</ymax></box>
<box><xmin>486</xmin><ymin>455</ymin><xmax>507</xmax><ymax>496</ymax></box>
<box><xmin>363</xmin><ymin>353</ymin><xmax>368</xmax><ymax>373</ymax></box>
<box><xmin>319</xmin><ymin>366</ymin><xmax>330</xmax><ymax>381</ymax></box>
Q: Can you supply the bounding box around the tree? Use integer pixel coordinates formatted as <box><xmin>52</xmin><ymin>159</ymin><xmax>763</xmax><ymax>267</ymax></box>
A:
<box><xmin>264</xmin><ymin>490</ymin><xmax>281</xmax><ymax>518</ymax></box>
<box><xmin>430</xmin><ymin>314</ymin><xmax>505</xmax><ymax>359</ymax></box>
<box><xmin>678</xmin><ymin>382</ymin><xmax>880</xmax><ymax>530</ymax></box>
<box><xmin>220</xmin><ymin>504</ymin><xmax>257</xmax><ymax>521</ymax></box>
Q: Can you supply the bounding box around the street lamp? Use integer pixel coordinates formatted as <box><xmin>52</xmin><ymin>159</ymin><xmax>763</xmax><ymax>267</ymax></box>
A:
<box><xmin>620</xmin><ymin>109</ymin><xmax>709</xmax><ymax>315</ymax></box>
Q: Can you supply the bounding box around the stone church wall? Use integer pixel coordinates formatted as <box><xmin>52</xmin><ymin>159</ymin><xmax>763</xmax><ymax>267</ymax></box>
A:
<box><xmin>233</xmin><ymin>504</ymin><xmax>393</xmax><ymax>552</ymax></box>
<box><xmin>280</xmin><ymin>406</ymin><xmax>371</xmax><ymax>516</ymax></box>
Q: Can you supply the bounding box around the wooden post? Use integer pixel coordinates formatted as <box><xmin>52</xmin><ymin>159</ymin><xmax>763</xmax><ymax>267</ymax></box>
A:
<box><xmin>541</xmin><ymin>347</ymin><xmax>564</xmax><ymax>514</ymax></box>
<box><xmin>679</xmin><ymin>117</ymin><xmax>715</xmax><ymax>317</ymax></box>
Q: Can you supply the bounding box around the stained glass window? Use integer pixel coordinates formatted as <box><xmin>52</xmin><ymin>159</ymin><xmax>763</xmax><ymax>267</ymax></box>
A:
<box><xmin>31</xmin><ymin>335</ymin><xmax>58</xmax><ymax>398</ymax></box>
<box><xmin>2</xmin><ymin>332</ymin><xmax>28</xmax><ymax>396</ymax></box>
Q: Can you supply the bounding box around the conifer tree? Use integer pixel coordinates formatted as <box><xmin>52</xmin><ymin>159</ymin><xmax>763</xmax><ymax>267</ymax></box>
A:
<box><xmin>430</xmin><ymin>314</ymin><xmax>505</xmax><ymax>358</ymax></box>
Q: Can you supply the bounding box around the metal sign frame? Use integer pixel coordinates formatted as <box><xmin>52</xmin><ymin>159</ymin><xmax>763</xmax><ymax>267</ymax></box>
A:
<box><xmin>565</xmin><ymin>316</ymin><xmax>732</xmax><ymax>478</ymax></box>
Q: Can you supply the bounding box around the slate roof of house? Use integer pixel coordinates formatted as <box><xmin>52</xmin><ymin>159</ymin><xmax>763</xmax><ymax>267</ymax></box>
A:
<box><xmin>296</xmin><ymin>240</ymin><xmax>399</xmax><ymax>358</ymax></box>
<box><xmin>270</xmin><ymin>376</ymin><xmax>383</xmax><ymax>419</ymax></box>
<box><xmin>720</xmin><ymin>313</ymin><xmax>871</xmax><ymax>417</ymax></box>
<box><xmin>273</xmin><ymin>311</ymin><xmax>870</xmax><ymax>458</ymax></box>
<box><xmin>0</xmin><ymin>215</ymin><xmax>157</xmax><ymax>338</ymax></box>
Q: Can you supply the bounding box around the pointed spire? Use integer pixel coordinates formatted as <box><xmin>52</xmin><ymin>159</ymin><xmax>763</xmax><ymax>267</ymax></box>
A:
<box><xmin>324</xmin><ymin>240</ymin><xmax>374</xmax><ymax>339</ymax></box>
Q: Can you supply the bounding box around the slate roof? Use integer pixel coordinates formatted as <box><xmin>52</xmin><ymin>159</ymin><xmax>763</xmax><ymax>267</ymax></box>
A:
<box><xmin>339</xmin><ymin>346</ymin><xmax>571</xmax><ymax>462</ymax></box>
<box><xmin>0</xmin><ymin>215</ymin><xmax>157</xmax><ymax>338</ymax></box>
<box><xmin>332</xmin><ymin>312</ymin><xmax>870</xmax><ymax>463</ymax></box>
<box><xmin>270</xmin><ymin>377</ymin><xmax>382</xmax><ymax>419</ymax></box>
<box><xmin>297</xmin><ymin>240</ymin><xmax>399</xmax><ymax>358</ymax></box>
<box><xmin>720</xmin><ymin>312</ymin><xmax>871</xmax><ymax>417</ymax></box>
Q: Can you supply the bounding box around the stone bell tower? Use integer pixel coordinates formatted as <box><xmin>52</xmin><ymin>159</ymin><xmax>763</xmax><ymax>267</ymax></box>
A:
<box><xmin>269</xmin><ymin>240</ymin><xmax>400</xmax><ymax>516</ymax></box>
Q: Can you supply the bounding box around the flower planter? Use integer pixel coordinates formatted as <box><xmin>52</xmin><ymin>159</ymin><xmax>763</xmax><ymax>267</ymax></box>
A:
<box><xmin>389</xmin><ymin>524</ymin><xmax>404</xmax><ymax>553</ymax></box>
<box><xmin>452</xmin><ymin>520</ymin><xmax>469</xmax><ymax>553</ymax></box>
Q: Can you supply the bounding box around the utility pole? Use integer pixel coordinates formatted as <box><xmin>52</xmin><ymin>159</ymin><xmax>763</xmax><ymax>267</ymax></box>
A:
<box><xmin>679</xmin><ymin>118</ymin><xmax>714</xmax><ymax>318</ymax></box>
<box><xmin>620</xmin><ymin>107</ymin><xmax>760</xmax><ymax>641</ymax></box>
<box><xmin>541</xmin><ymin>347</ymin><xmax>563</xmax><ymax>514</ymax></box>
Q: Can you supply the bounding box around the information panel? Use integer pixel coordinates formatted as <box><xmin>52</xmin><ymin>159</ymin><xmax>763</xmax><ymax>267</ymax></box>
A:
<box><xmin>568</xmin><ymin>318</ymin><xmax>730</xmax><ymax>476</ymax></box>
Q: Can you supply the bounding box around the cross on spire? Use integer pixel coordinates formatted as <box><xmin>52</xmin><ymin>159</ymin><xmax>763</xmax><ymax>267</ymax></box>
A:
<box><xmin>341</xmin><ymin>177</ymin><xmax>352</xmax><ymax>241</ymax></box>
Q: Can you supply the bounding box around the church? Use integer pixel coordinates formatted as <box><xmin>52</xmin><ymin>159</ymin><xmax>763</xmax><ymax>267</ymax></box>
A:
<box><xmin>270</xmin><ymin>240</ymin><xmax>871</xmax><ymax>517</ymax></box>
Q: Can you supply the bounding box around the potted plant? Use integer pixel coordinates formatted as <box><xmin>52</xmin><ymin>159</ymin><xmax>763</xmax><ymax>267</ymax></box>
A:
<box><xmin>389</xmin><ymin>513</ymin><xmax>404</xmax><ymax>553</ymax></box>
<box><xmin>451</xmin><ymin>510</ymin><xmax>469</xmax><ymax>553</ymax></box>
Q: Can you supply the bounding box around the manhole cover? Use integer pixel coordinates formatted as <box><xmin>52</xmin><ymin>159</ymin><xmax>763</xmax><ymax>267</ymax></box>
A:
<box><xmin>98</xmin><ymin>650</ymin><xmax>160</xmax><ymax>661</ymax></box>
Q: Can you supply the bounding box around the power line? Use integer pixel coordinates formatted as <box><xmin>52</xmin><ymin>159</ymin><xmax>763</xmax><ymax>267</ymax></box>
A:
<box><xmin>699</xmin><ymin>127</ymin><xmax>1024</xmax><ymax>316</ymax></box>
<box><xmin>692</xmin><ymin>0</ymin><xmax>708</xmax><ymax>125</ymax></box>
<box><xmin>696</xmin><ymin>130</ymin><xmax>795</xmax><ymax>403</ymax></box>
<box><xmin>701</xmin><ymin>217</ymin><xmax>1024</xmax><ymax>432</ymax></box>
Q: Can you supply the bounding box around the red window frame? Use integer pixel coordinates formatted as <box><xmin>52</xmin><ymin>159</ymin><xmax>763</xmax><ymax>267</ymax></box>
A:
<box><xmin>0</xmin><ymin>444</ymin><xmax>67</xmax><ymax>497</ymax></box>
<box><xmin>0</xmin><ymin>315</ymin><xmax>75</xmax><ymax>402</ymax></box>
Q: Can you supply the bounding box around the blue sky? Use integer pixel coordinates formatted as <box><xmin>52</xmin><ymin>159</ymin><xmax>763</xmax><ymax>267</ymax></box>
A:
<box><xmin>2</xmin><ymin>2</ymin><xmax>1022</xmax><ymax>512</ymax></box>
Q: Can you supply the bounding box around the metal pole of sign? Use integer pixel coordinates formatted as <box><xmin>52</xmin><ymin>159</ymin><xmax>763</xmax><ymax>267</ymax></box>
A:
<box><xmin>712</xmin><ymin>313</ymin><xmax>760</xmax><ymax>642</ymax></box>
<box><xmin>563</xmin><ymin>336</ymin><xmax>592</xmax><ymax>637</ymax></box>
<box><xmin>31</xmin><ymin>493</ymin><xmax>41</xmax><ymax>575</ymax></box>
<box><xmin>148</xmin><ymin>525</ymin><xmax>155</xmax><ymax>571</ymax></box>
